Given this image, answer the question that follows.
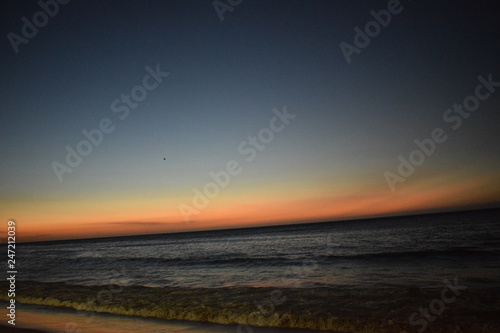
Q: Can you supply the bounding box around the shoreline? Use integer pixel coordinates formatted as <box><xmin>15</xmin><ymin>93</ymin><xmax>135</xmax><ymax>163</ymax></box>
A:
<box><xmin>0</xmin><ymin>325</ymin><xmax>49</xmax><ymax>333</ymax></box>
<box><xmin>1</xmin><ymin>303</ymin><xmax>329</xmax><ymax>333</ymax></box>
<box><xmin>2</xmin><ymin>281</ymin><xmax>499</xmax><ymax>332</ymax></box>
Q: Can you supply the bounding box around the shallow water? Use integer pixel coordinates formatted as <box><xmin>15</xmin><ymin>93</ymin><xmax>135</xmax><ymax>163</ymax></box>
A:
<box><xmin>2</xmin><ymin>285</ymin><xmax>500</xmax><ymax>332</ymax></box>
<box><xmin>0</xmin><ymin>302</ymin><xmax>322</xmax><ymax>333</ymax></box>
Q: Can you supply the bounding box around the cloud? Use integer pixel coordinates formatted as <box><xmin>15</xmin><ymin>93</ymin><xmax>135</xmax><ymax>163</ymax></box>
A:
<box><xmin>85</xmin><ymin>221</ymin><xmax>173</xmax><ymax>226</ymax></box>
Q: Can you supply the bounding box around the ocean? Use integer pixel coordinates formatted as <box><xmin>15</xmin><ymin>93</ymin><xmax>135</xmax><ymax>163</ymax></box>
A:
<box><xmin>3</xmin><ymin>208</ymin><xmax>500</xmax><ymax>332</ymax></box>
<box><xmin>16</xmin><ymin>209</ymin><xmax>500</xmax><ymax>289</ymax></box>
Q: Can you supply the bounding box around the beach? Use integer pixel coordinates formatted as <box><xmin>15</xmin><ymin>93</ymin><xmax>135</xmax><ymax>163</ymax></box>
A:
<box><xmin>0</xmin><ymin>301</ymin><xmax>330</xmax><ymax>333</ymax></box>
<box><xmin>2</xmin><ymin>282</ymin><xmax>500</xmax><ymax>332</ymax></box>
<box><xmin>0</xmin><ymin>326</ymin><xmax>48</xmax><ymax>333</ymax></box>
<box><xmin>2</xmin><ymin>0</ymin><xmax>500</xmax><ymax>331</ymax></box>
<box><xmin>3</xmin><ymin>209</ymin><xmax>499</xmax><ymax>332</ymax></box>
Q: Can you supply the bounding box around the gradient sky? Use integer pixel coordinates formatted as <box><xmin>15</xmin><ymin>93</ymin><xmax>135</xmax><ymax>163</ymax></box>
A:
<box><xmin>1</xmin><ymin>0</ymin><xmax>499</xmax><ymax>242</ymax></box>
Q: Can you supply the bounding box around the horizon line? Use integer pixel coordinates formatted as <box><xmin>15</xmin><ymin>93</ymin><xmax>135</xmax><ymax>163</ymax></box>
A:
<box><xmin>13</xmin><ymin>204</ymin><xmax>500</xmax><ymax>245</ymax></box>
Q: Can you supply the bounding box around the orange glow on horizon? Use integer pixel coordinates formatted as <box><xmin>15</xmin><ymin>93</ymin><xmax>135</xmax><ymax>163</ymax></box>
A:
<box><xmin>2</xmin><ymin>172</ymin><xmax>499</xmax><ymax>243</ymax></box>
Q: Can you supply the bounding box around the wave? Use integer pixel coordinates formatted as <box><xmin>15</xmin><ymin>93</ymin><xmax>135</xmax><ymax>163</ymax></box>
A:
<box><xmin>2</xmin><ymin>281</ymin><xmax>499</xmax><ymax>332</ymax></box>
<box><xmin>69</xmin><ymin>255</ymin><xmax>299</xmax><ymax>267</ymax></box>
<box><xmin>68</xmin><ymin>248</ymin><xmax>500</xmax><ymax>267</ymax></box>
<box><xmin>320</xmin><ymin>248</ymin><xmax>500</xmax><ymax>261</ymax></box>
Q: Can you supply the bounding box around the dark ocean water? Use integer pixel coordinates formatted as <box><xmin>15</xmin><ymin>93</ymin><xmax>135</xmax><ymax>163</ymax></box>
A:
<box><xmin>15</xmin><ymin>209</ymin><xmax>500</xmax><ymax>289</ymax></box>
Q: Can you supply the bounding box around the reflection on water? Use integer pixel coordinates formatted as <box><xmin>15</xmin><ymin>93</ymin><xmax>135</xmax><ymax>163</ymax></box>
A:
<box><xmin>0</xmin><ymin>302</ymin><xmax>315</xmax><ymax>333</ymax></box>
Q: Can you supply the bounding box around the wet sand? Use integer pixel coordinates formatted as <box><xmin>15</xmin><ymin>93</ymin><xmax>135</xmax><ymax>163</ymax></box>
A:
<box><xmin>2</xmin><ymin>281</ymin><xmax>500</xmax><ymax>332</ymax></box>
<box><xmin>0</xmin><ymin>326</ymin><xmax>49</xmax><ymax>333</ymax></box>
<box><xmin>0</xmin><ymin>302</ymin><xmax>324</xmax><ymax>333</ymax></box>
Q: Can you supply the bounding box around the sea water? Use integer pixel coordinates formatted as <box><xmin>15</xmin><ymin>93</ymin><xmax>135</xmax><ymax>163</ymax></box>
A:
<box><xmin>15</xmin><ymin>209</ymin><xmax>500</xmax><ymax>289</ymax></box>
<box><xmin>3</xmin><ymin>209</ymin><xmax>500</xmax><ymax>332</ymax></box>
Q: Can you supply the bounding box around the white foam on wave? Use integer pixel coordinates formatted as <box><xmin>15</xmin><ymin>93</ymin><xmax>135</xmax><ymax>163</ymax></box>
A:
<box><xmin>0</xmin><ymin>302</ymin><xmax>315</xmax><ymax>333</ymax></box>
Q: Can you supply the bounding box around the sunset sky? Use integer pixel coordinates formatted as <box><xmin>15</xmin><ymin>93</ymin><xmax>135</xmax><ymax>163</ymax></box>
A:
<box><xmin>1</xmin><ymin>1</ymin><xmax>499</xmax><ymax>242</ymax></box>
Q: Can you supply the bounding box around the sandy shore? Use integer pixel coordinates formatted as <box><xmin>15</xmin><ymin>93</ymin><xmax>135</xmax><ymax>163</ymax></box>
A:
<box><xmin>6</xmin><ymin>281</ymin><xmax>500</xmax><ymax>332</ymax></box>
<box><xmin>2</xmin><ymin>281</ymin><xmax>500</xmax><ymax>332</ymax></box>
<box><xmin>1</xmin><ymin>302</ymin><xmax>325</xmax><ymax>333</ymax></box>
<box><xmin>0</xmin><ymin>326</ymin><xmax>49</xmax><ymax>333</ymax></box>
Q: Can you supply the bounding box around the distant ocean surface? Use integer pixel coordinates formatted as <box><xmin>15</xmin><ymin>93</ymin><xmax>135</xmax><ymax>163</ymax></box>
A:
<box><xmin>17</xmin><ymin>209</ymin><xmax>500</xmax><ymax>289</ymax></box>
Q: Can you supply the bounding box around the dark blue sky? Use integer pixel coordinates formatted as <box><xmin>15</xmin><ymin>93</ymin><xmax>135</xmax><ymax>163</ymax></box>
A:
<box><xmin>1</xmin><ymin>0</ymin><xmax>499</xmax><ymax>241</ymax></box>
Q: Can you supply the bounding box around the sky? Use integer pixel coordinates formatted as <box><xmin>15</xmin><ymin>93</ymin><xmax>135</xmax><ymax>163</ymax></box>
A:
<box><xmin>1</xmin><ymin>0</ymin><xmax>499</xmax><ymax>242</ymax></box>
